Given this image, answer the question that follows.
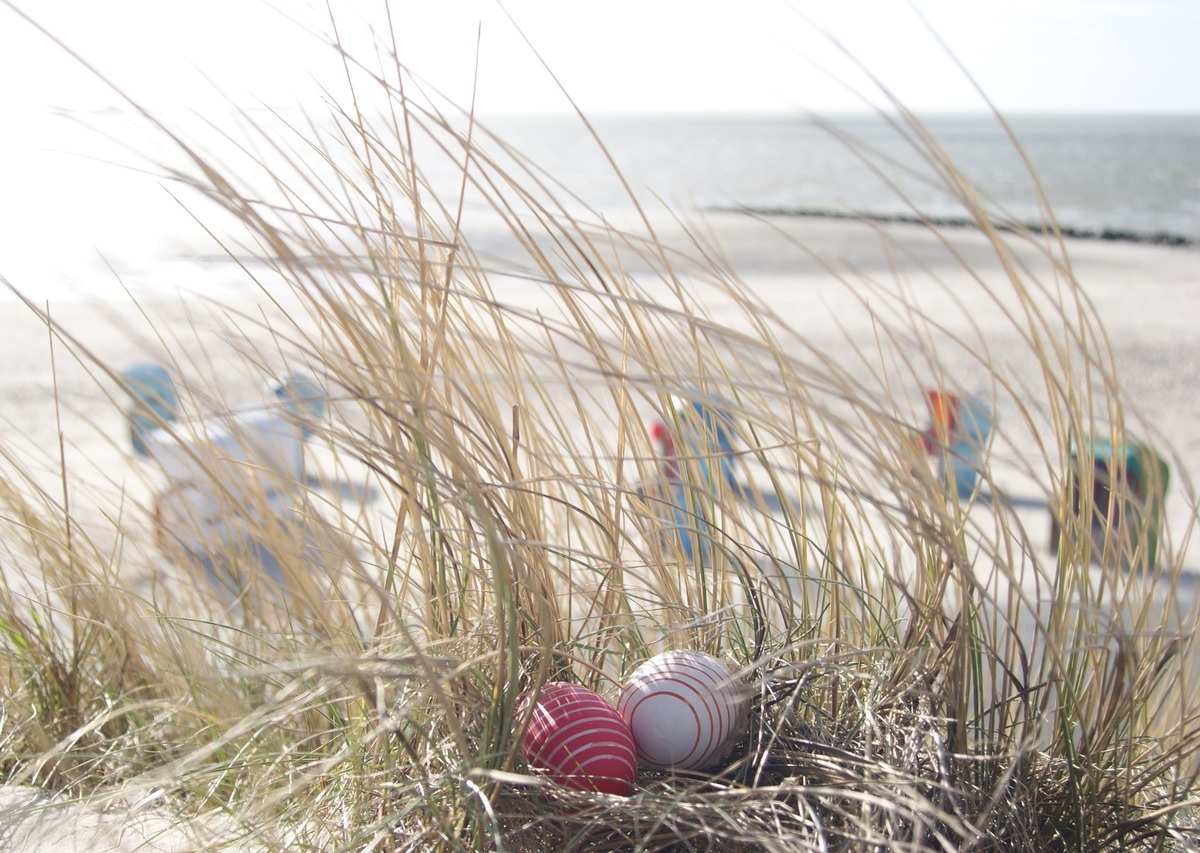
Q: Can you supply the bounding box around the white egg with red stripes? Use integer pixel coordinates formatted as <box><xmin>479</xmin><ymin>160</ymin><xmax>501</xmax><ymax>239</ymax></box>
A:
<box><xmin>618</xmin><ymin>650</ymin><xmax>748</xmax><ymax>771</ymax></box>
<box><xmin>518</xmin><ymin>681</ymin><xmax>637</xmax><ymax>796</ymax></box>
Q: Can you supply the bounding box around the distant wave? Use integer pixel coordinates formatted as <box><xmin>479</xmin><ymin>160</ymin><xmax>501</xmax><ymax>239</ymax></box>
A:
<box><xmin>711</xmin><ymin>206</ymin><xmax>1197</xmax><ymax>248</ymax></box>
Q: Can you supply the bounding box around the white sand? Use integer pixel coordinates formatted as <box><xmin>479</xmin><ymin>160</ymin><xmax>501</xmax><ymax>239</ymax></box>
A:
<box><xmin>0</xmin><ymin>785</ymin><xmax>254</xmax><ymax>852</ymax></box>
<box><xmin>3</xmin><ymin>213</ymin><xmax>1198</xmax><ymax>590</ymax></box>
<box><xmin>0</xmin><ymin>213</ymin><xmax>1198</xmax><ymax>846</ymax></box>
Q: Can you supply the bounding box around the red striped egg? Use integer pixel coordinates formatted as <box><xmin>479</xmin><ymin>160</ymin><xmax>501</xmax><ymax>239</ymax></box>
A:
<box><xmin>618</xmin><ymin>650</ymin><xmax>747</xmax><ymax>771</ymax></box>
<box><xmin>519</xmin><ymin>681</ymin><xmax>637</xmax><ymax>796</ymax></box>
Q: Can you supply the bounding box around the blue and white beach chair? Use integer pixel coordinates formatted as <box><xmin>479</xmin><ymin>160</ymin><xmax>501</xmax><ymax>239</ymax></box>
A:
<box><xmin>643</xmin><ymin>391</ymin><xmax>743</xmax><ymax>561</ymax></box>
<box><xmin>921</xmin><ymin>389</ymin><xmax>993</xmax><ymax>499</ymax></box>
<box><xmin>120</xmin><ymin>364</ymin><xmax>329</xmax><ymax>597</ymax></box>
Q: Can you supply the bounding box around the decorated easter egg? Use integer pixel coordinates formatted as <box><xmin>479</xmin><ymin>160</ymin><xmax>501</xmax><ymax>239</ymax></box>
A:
<box><xmin>618</xmin><ymin>650</ymin><xmax>747</xmax><ymax>771</ymax></box>
<box><xmin>519</xmin><ymin>681</ymin><xmax>637</xmax><ymax>796</ymax></box>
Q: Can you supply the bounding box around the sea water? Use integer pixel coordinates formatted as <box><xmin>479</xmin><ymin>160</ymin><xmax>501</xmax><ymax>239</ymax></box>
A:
<box><xmin>482</xmin><ymin>112</ymin><xmax>1200</xmax><ymax>242</ymax></box>
<box><xmin>2</xmin><ymin>111</ymin><xmax>1198</xmax><ymax>300</ymax></box>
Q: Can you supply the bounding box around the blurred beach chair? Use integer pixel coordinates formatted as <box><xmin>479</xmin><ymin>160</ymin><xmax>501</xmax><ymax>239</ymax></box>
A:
<box><xmin>119</xmin><ymin>365</ymin><xmax>329</xmax><ymax>596</ymax></box>
<box><xmin>153</xmin><ymin>479</ymin><xmax>299</xmax><ymax>596</ymax></box>
<box><xmin>642</xmin><ymin>416</ymin><xmax>712</xmax><ymax>562</ymax></box>
<box><xmin>639</xmin><ymin>391</ymin><xmax>743</xmax><ymax>561</ymax></box>
<box><xmin>1050</xmin><ymin>434</ymin><xmax>1170</xmax><ymax>569</ymax></box>
<box><xmin>668</xmin><ymin>392</ymin><xmax>740</xmax><ymax>494</ymax></box>
<box><xmin>920</xmin><ymin>389</ymin><xmax>994</xmax><ymax>498</ymax></box>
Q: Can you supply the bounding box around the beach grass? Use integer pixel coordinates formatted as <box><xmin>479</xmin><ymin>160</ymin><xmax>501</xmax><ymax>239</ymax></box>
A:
<box><xmin>2</xmin><ymin>13</ymin><xmax>1200</xmax><ymax>852</ymax></box>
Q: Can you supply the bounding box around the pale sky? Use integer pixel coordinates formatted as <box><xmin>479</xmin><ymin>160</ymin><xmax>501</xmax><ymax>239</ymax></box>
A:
<box><xmin>1</xmin><ymin>0</ymin><xmax>1197</xmax><ymax>300</ymax></box>
<box><xmin>2</xmin><ymin>0</ymin><xmax>1199</xmax><ymax>117</ymax></box>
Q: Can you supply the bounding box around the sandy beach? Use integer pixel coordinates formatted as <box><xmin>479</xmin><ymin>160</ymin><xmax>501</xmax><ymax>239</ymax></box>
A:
<box><xmin>1</xmin><ymin>212</ymin><xmax>1198</xmax><ymax>848</ymax></box>
<box><xmin>2</xmin><ymin>212</ymin><xmax>1198</xmax><ymax>586</ymax></box>
<box><xmin>5</xmin><ymin>211</ymin><xmax>1197</xmax><ymax>547</ymax></box>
